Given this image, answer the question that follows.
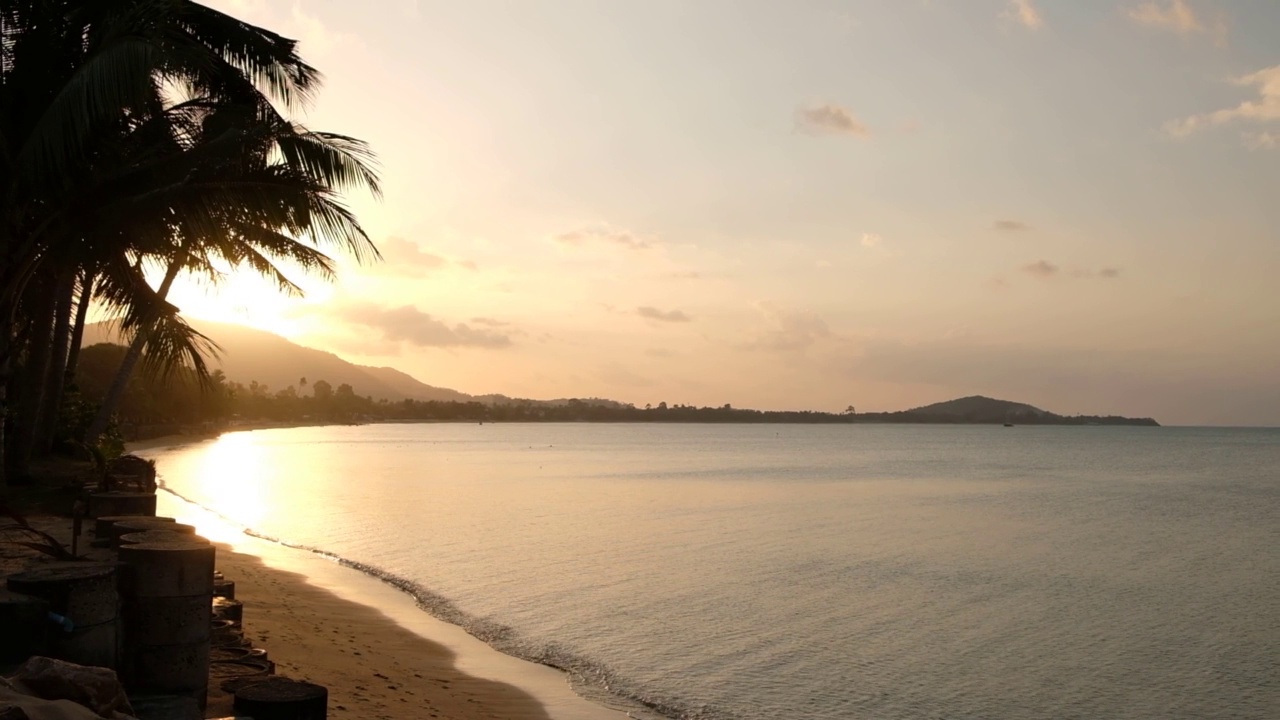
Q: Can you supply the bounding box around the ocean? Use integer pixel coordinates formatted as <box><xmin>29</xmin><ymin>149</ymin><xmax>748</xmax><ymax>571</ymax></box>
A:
<box><xmin>140</xmin><ymin>423</ymin><xmax>1279</xmax><ymax>720</ymax></box>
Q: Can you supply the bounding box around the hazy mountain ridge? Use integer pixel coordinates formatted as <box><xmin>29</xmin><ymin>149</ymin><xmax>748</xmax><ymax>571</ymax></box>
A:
<box><xmin>80</xmin><ymin>321</ymin><xmax>1157</xmax><ymax>424</ymax></box>
<box><xmin>82</xmin><ymin>320</ymin><xmax>476</xmax><ymax>403</ymax></box>
<box><xmin>81</xmin><ymin>320</ymin><xmax>624</xmax><ymax>409</ymax></box>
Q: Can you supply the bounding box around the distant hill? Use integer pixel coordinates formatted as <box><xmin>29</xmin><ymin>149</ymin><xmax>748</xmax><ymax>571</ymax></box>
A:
<box><xmin>862</xmin><ymin>394</ymin><xmax>1158</xmax><ymax>426</ymax></box>
<box><xmin>904</xmin><ymin>395</ymin><xmax>1050</xmax><ymax>420</ymax></box>
<box><xmin>81</xmin><ymin>320</ymin><xmax>477</xmax><ymax>403</ymax></box>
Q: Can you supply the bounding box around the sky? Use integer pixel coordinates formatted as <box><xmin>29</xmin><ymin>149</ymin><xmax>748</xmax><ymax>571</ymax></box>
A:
<box><xmin>168</xmin><ymin>0</ymin><xmax>1280</xmax><ymax>426</ymax></box>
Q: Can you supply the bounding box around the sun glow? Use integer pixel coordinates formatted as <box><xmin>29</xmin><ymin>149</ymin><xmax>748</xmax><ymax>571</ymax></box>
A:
<box><xmin>161</xmin><ymin>264</ymin><xmax>337</xmax><ymax>339</ymax></box>
<box><xmin>186</xmin><ymin>432</ymin><xmax>272</xmax><ymax>531</ymax></box>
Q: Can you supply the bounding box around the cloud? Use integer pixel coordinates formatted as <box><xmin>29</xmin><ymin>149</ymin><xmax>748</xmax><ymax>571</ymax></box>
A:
<box><xmin>380</xmin><ymin>237</ymin><xmax>446</xmax><ymax>271</ymax></box>
<box><xmin>1004</xmin><ymin>0</ymin><xmax>1044</xmax><ymax>30</ymax></box>
<box><xmin>1021</xmin><ymin>260</ymin><xmax>1059</xmax><ymax>278</ymax></box>
<box><xmin>470</xmin><ymin>317</ymin><xmax>510</xmax><ymax>327</ymax></box>
<box><xmin>1166</xmin><ymin>66</ymin><xmax>1280</xmax><ymax>139</ymax></box>
<box><xmin>375</xmin><ymin>236</ymin><xmax>476</xmax><ymax>276</ymax></box>
<box><xmin>1244</xmin><ymin>131</ymin><xmax>1280</xmax><ymax>150</ymax></box>
<box><xmin>335</xmin><ymin>303</ymin><xmax>512</xmax><ymax>349</ymax></box>
<box><xmin>746</xmin><ymin>305</ymin><xmax>833</xmax><ymax>353</ymax></box>
<box><xmin>553</xmin><ymin>226</ymin><xmax>653</xmax><ymax>251</ymax></box>
<box><xmin>1019</xmin><ymin>261</ymin><xmax>1121</xmax><ymax>281</ymax></box>
<box><xmin>1126</xmin><ymin>1</ymin><xmax>1225</xmax><ymax>41</ymax></box>
<box><xmin>860</xmin><ymin>232</ymin><xmax>883</xmax><ymax>248</ymax></box>
<box><xmin>795</xmin><ymin>103</ymin><xmax>870</xmax><ymax>137</ymax></box>
<box><xmin>994</xmin><ymin>219</ymin><xmax>1030</xmax><ymax>232</ymax></box>
<box><xmin>637</xmin><ymin>306</ymin><xmax>692</xmax><ymax>323</ymax></box>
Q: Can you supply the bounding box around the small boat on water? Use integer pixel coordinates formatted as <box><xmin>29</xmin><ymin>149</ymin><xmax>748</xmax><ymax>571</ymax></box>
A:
<box><xmin>1003</xmin><ymin>422</ymin><xmax>1015</xmax><ymax>427</ymax></box>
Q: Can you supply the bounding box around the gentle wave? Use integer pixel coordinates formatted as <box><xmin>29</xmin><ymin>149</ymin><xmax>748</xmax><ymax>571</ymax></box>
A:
<box><xmin>156</xmin><ymin>480</ymin><xmax>724</xmax><ymax>720</ymax></box>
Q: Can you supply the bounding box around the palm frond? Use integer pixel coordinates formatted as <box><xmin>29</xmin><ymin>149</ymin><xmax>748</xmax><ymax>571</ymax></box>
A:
<box><xmin>275</xmin><ymin>129</ymin><xmax>382</xmax><ymax>198</ymax></box>
<box><xmin>135</xmin><ymin>311</ymin><xmax>219</xmax><ymax>387</ymax></box>
<box><xmin>168</xmin><ymin>1</ymin><xmax>319</xmax><ymax>109</ymax></box>
<box><xmin>14</xmin><ymin>35</ymin><xmax>164</xmax><ymax>191</ymax></box>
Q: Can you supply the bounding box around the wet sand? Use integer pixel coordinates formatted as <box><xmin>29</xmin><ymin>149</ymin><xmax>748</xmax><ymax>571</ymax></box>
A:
<box><xmin>206</xmin><ymin>546</ymin><xmax>558</xmax><ymax>719</ymax></box>
<box><xmin>157</xmin><ymin>495</ymin><xmax>630</xmax><ymax>720</ymax></box>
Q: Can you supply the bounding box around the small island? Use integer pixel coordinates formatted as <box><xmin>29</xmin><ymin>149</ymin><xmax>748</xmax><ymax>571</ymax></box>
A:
<box><xmin>851</xmin><ymin>395</ymin><xmax>1160</xmax><ymax>427</ymax></box>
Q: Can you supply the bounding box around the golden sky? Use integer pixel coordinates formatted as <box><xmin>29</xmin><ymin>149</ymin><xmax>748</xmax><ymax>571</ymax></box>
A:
<box><xmin>165</xmin><ymin>0</ymin><xmax>1280</xmax><ymax>425</ymax></box>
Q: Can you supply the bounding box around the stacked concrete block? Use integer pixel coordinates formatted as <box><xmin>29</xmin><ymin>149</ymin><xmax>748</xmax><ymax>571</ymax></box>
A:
<box><xmin>117</xmin><ymin>538</ymin><xmax>216</xmax><ymax>706</ymax></box>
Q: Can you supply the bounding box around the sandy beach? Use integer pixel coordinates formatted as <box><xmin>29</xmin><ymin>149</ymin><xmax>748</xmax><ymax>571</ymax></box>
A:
<box><xmin>154</xmin><ymin>491</ymin><xmax>630</xmax><ymax>720</ymax></box>
<box><xmin>0</xmin><ymin>431</ymin><xmax>629</xmax><ymax>719</ymax></box>
<box><xmin>205</xmin><ymin>544</ymin><xmax>567</xmax><ymax>719</ymax></box>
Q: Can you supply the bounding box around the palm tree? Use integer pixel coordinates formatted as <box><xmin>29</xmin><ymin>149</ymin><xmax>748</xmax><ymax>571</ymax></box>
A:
<box><xmin>1</xmin><ymin>0</ymin><xmax>375</xmax><ymax>482</ymax></box>
<box><xmin>82</xmin><ymin>100</ymin><xmax>380</xmax><ymax>444</ymax></box>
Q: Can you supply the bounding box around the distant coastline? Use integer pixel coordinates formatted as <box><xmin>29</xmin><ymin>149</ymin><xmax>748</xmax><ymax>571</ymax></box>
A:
<box><xmin>127</xmin><ymin>409</ymin><xmax>1158</xmax><ymax>449</ymax></box>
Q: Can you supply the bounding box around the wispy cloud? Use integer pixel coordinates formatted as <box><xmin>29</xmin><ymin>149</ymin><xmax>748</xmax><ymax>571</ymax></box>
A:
<box><xmin>1022</xmin><ymin>260</ymin><xmax>1059</xmax><ymax>278</ymax></box>
<box><xmin>1165</xmin><ymin>65</ymin><xmax>1280</xmax><ymax>139</ymax></box>
<box><xmin>1244</xmin><ymin>130</ymin><xmax>1280</xmax><ymax>150</ymax></box>
<box><xmin>637</xmin><ymin>306</ymin><xmax>692</xmax><ymax>323</ymax></box>
<box><xmin>553</xmin><ymin>226</ymin><xmax>654</xmax><ymax>251</ymax></box>
<box><xmin>1020</xmin><ymin>261</ymin><xmax>1121</xmax><ymax>280</ymax></box>
<box><xmin>1004</xmin><ymin>0</ymin><xmax>1044</xmax><ymax>30</ymax></box>
<box><xmin>336</xmin><ymin>303</ymin><xmax>512</xmax><ymax>348</ymax></box>
<box><xmin>1126</xmin><ymin>0</ymin><xmax>1226</xmax><ymax>42</ymax></box>
<box><xmin>745</xmin><ymin>305</ymin><xmax>834</xmax><ymax>353</ymax></box>
<box><xmin>994</xmin><ymin>219</ymin><xmax>1030</xmax><ymax>232</ymax></box>
<box><xmin>860</xmin><ymin>232</ymin><xmax>883</xmax><ymax>248</ymax></box>
<box><xmin>795</xmin><ymin>103</ymin><xmax>870</xmax><ymax>137</ymax></box>
<box><xmin>377</xmin><ymin>237</ymin><xmax>476</xmax><ymax>276</ymax></box>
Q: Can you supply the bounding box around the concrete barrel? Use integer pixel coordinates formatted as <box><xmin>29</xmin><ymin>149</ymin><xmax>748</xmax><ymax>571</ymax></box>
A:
<box><xmin>117</xmin><ymin>531</ymin><xmax>210</xmax><ymax>550</ymax></box>
<box><xmin>212</xmin><ymin>597</ymin><xmax>243</xmax><ymax>623</ymax></box>
<box><xmin>213</xmin><ymin>646</ymin><xmax>269</xmax><ymax>664</ymax></box>
<box><xmin>118</xmin><ymin>540</ymin><xmax>216</xmax><ymax>705</ymax></box>
<box><xmin>111</xmin><ymin>520</ymin><xmax>196</xmax><ymax>549</ymax></box>
<box><xmin>87</xmin><ymin>492</ymin><xmax>156</xmax><ymax>519</ymax></box>
<box><xmin>210</xmin><ymin>618</ymin><xmax>244</xmax><ymax>648</ymax></box>
<box><xmin>212</xmin><ymin>658</ymin><xmax>274</xmax><ymax>693</ymax></box>
<box><xmin>95</xmin><ymin>515</ymin><xmax>174</xmax><ymax>538</ymax></box>
<box><xmin>0</xmin><ymin>589</ymin><xmax>50</xmax><ymax>665</ymax></box>
<box><xmin>5</xmin><ymin>563</ymin><xmax>121</xmax><ymax>669</ymax></box>
<box><xmin>233</xmin><ymin>677</ymin><xmax>328</xmax><ymax>720</ymax></box>
<box><xmin>214</xmin><ymin>578</ymin><xmax>236</xmax><ymax>599</ymax></box>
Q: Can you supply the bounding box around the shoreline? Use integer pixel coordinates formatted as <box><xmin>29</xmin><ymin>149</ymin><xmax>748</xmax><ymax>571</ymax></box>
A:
<box><xmin>145</xmin><ymin>456</ymin><xmax>633</xmax><ymax>720</ymax></box>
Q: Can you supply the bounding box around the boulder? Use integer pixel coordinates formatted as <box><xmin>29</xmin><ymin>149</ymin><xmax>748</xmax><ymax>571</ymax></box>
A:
<box><xmin>8</xmin><ymin>657</ymin><xmax>133</xmax><ymax>719</ymax></box>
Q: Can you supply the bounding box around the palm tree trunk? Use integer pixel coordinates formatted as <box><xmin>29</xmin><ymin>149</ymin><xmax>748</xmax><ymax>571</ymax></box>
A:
<box><xmin>84</xmin><ymin>258</ymin><xmax>184</xmax><ymax>446</ymax></box>
<box><xmin>33</xmin><ymin>271</ymin><xmax>76</xmax><ymax>456</ymax></box>
<box><xmin>9</xmin><ymin>282</ymin><xmax>58</xmax><ymax>475</ymax></box>
<box><xmin>64</xmin><ymin>272</ymin><xmax>96</xmax><ymax>385</ymax></box>
<box><xmin>0</xmin><ymin>315</ymin><xmax>11</xmax><ymax>490</ymax></box>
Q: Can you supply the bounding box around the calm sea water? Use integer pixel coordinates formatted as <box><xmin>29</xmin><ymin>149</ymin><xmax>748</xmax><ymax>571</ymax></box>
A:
<box><xmin>142</xmin><ymin>424</ymin><xmax>1279</xmax><ymax>719</ymax></box>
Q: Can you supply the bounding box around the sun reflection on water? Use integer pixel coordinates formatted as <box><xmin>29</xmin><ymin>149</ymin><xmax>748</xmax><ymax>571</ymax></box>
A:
<box><xmin>187</xmin><ymin>432</ymin><xmax>270</xmax><ymax>532</ymax></box>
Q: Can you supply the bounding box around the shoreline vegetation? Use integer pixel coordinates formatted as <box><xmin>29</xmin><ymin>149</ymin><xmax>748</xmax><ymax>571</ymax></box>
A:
<box><xmin>74</xmin><ymin>342</ymin><xmax>1157</xmax><ymax>445</ymax></box>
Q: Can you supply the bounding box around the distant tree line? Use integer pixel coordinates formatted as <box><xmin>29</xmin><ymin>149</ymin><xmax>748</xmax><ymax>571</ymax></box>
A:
<box><xmin>70</xmin><ymin>343</ymin><xmax>1157</xmax><ymax>440</ymax></box>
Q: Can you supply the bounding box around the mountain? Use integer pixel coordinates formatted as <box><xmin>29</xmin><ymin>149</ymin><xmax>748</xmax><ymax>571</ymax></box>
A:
<box><xmin>904</xmin><ymin>395</ymin><xmax>1050</xmax><ymax>420</ymax></box>
<box><xmin>863</xmin><ymin>395</ymin><xmax>1158</xmax><ymax>426</ymax></box>
<box><xmin>81</xmin><ymin>320</ymin><xmax>476</xmax><ymax>403</ymax></box>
